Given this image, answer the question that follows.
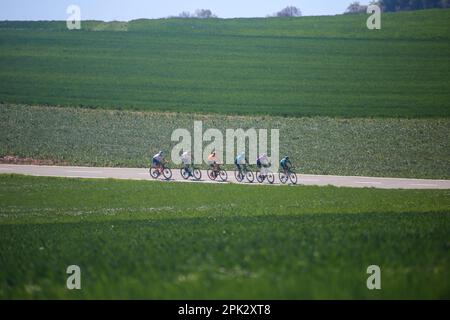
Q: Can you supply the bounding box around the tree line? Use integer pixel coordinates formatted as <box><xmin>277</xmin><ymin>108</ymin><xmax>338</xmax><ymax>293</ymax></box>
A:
<box><xmin>172</xmin><ymin>6</ymin><xmax>302</xmax><ymax>19</ymax></box>
<box><xmin>380</xmin><ymin>0</ymin><xmax>449</xmax><ymax>11</ymax></box>
<box><xmin>345</xmin><ymin>0</ymin><xmax>449</xmax><ymax>14</ymax></box>
<box><xmin>170</xmin><ymin>2</ymin><xmax>449</xmax><ymax>19</ymax></box>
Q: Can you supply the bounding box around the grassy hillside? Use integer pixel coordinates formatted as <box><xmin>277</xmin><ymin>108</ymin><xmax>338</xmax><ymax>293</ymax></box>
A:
<box><xmin>0</xmin><ymin>10</ymin><xmax>449</xmax><ymax>117</ymax></box>
<box><xmin>0</xmin><ymin>174</ymin><xmax>449</xmax><ymax>299</ymax></box>
<box><xmin>1</xmin><ymin>104</ymin><xmax>449</xmax><ymax>178</ymax></box>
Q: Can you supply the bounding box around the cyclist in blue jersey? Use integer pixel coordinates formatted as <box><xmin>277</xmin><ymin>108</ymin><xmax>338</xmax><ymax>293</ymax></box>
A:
<box><xmin>280</xmin><ymin>156</ymin><xmax>292</xmax><ymax>174</ymax></box>
<box><xmin>235</xmin><ymin>152</ymin><xmax>247</xmax><ymax>175</ymax></box>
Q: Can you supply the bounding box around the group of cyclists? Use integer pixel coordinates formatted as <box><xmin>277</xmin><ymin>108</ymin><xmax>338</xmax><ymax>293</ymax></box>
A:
<box><xmin>151</xmin><ymin>150</ymin><xmax>297</xmax><ymax>184</ymax></box>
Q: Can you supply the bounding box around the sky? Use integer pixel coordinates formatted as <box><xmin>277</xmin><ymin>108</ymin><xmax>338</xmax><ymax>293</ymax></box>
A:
<box><xmin>0</xmin><ymin>0</ymin><xmax>372</xmax><ymax>21</ymax></box>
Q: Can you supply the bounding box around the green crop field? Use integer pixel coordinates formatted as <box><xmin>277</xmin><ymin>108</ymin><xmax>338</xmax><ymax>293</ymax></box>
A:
<box><xmin>1</xmin><ymin>104</ymin><xmax>449</xmax><ymax>179</ymax></box>
<box><xmin>1</xmin><ymin>8</ymin><xmax>450</xmax><ymax>302</ymax></box>
<box><xmin>0</xmin><ymin>9</ymin><xmax>449</xmax><ymax>117</ymax></box>
<box><xmin>0</xmin><ymin>174</ymin><xmax>449</xmax><ymax>299</ymax></box>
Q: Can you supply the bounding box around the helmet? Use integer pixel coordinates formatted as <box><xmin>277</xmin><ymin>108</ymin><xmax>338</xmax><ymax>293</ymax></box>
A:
<box><xmin>159</xmin><ymin>151</ymin><xmax>163</xmax><ymax>155</ymax></box>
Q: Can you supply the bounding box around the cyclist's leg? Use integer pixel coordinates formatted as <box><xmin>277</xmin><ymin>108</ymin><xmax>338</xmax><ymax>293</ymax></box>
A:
<box><xmin>184</xmin><ymin>163</ymin><xmax>191</xmax><ymax>176</ymax></box>
<box><xmin>160</xmin><ymin>160</ymin><xmax>167</xmax><ymax>173</ymax></box>
<box><xmin>238</xmin><ymin>160</ymin><xmax>243</xmax><ymax>174</ymax></box>
<box><xmin>287</xmin><ymin>165</ymin><xmax>293</xmax><ymax>175</ymax></box>
<box><xmin>208</xmin><ymin>163</ymin><xmax>213</xmax><ymax>177</ymax></box>
<box><xmin>256</xmin><ymin>160</ymin><xmax>262</xmax><ymax>176</ymax></box>
<box><xmin>154</xmin><ymin>160</ymin><xmax>162</xmax><ymax>173</ymax></box>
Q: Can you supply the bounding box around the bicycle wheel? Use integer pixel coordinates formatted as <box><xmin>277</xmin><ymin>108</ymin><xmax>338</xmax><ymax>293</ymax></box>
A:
<box><xmin>193</xmin><ymin>168</ymin><xmax>202</xmax><ymax>180</ymax></box>
<box><xmin>234</xmin><ymin>169</ymin><xmax>244</xmax><ymax>182</ymax></box>
<box><xmin>207</xmin><ymin>169</ymin><xmax>217</xmax><ymax>181</ymax></box>
<box><xmin>267</xmin><ymin>172</ymin><xmax>275</xmax><ymax>184</ymax></box>
<box><xmin>219</xmin><ymin>170</ymin><xmax>228</xmax><ymax>182</ymax></box>
<box><xmin>246</xmin><ymin>170</ymin><xmax>254</xmax><ymax>183</ymax></box>
<box><xmin>180</xmin><ymin>168</ymin><xmax>189</xmax><ymax>180</ymax></box>
<box><xmin>289</xmin><ymin>171</ymin><xmax>298</xmax><ymax>185</ymax></box>
<box><xmin>149</xmin><ymin>167</ymin><xmax>160</xmax><ymax>179</ymax></box>
<box><xmin>162</xmin><ymin>167</ymin><xmax>172</xmax><ymax>180</ymax></box>
<box><xmin>279</xmin><ymin>172</ymin><xmax>288</xmax><ymax>184</ymax></box>
<box><xmin>256</xmin><ymin>171</ymin><xmax>264</xmax><ymax>183</ymax></box>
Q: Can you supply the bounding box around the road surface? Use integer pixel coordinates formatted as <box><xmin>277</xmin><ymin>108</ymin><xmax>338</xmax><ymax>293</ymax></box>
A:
<box><xmin>1</xmin><ymin>164</ymin><xmax>449</xmax><ymax>189</ymax></box>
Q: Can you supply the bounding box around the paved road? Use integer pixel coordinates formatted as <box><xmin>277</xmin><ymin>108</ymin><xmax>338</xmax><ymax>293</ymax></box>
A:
<box><xmin>1</xmin><ymin>164</ymin><xmax>449</xmax><ymax>189</ymax></box>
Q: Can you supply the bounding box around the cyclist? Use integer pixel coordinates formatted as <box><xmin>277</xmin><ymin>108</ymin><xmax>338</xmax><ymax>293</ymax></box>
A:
<box><xmin>181</xmin><ymin>151</ymin><xmax>192</xmax><ymax>177</ymax></box>
<box><xmin>235</xmin><ymin>151</ymin><xmax>247</xmax><ymax>175</ymax></box>
<box><xmin>152</xmin><ymin>151</ymin><xmax>164</xmax><ymax>171</ymax></box>
<box><xmin>207</xmin><ymin>151</ymin><xmax>219</xmax><ymax>171</ymax></box>
<box><xmin>280</xmin><ymin>156</ymin><xmax>292</xmax><ymax>174</ymax></box>
<box><xmin>256</xmin><ymin>153</ymin><xmax>270</xmax><ymax>177</ymax></box>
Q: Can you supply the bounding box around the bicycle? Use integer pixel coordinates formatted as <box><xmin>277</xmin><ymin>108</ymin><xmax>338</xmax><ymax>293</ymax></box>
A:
<box><xmin>207</xmin><ymin>163</ymin><xmax>228</xmax><ymax>182</ymax></box>
<box><xmin>256</xmin><ymin>165</ymin><xmax>275</xmax><ymax>184</ymax></box>
<box><xmin>180</xmin><ymin>164</ymin><xmax>202</xmax><ymax>181</ymax></box>
<box><xmin>279</xmin><ymin>167</ymin><xmax>297</xmax><ymax>185</ymax></box>
<box><xmin>234</xmin><ymin>164</ymin><xmax>254</xmax><ymax>183</ymax></box>
<box><xmin>149</xmin><ymin>160</ymin><xmax>173</xmax><ymax>180</ymax></box>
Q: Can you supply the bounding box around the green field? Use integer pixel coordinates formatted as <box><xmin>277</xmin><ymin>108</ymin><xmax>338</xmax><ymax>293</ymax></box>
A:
<box><xmin>0</xmin><ymin>174</ymin><xmax>449</xmax><ymax>299</ymax></box>
<box><xmin>1</xmin><ymin>9</ymin><xmax>449</xmax><ymax>301</ymax></box>
<box><xmin>1</xmin><ymin>9</ymin><xmax>449</xmax><ymax>117</ymax></box>
<box><xmin>1</xmin><ymin>104</ymin><xmax>449</xmax><ymax>179</ymax></box>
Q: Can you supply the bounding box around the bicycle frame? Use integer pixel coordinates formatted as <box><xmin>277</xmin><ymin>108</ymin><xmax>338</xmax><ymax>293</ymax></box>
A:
<box><xmin>260</xmin><ymin>166</ymin><xmax>272</xmax><ymax>176</ymax></box>
<box><xmin>153</xmin><ymin>160</ymin><xmax>169</xmax><ymax>174</ymax></box>
<box><xmin>282</xmin><ymin>166</ymin><xmax>295</xmax><ymax>175</ymax></box>
<box><xmin>238</xmin><ymin>164</ymin><xmax>250</xmax><ymax>174</ymax></box>
<box><xmin>215</xmin><ymin>163</ymin><xmax>223</xmax><ymax>171</ymax></box>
